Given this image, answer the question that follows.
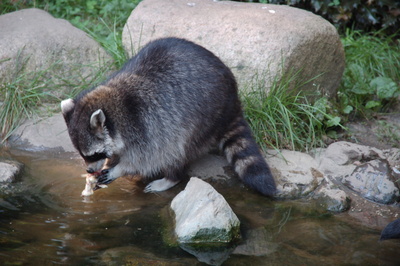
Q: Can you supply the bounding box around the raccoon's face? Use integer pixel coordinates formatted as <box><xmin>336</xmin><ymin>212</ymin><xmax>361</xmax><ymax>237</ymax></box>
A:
<box><xmin>76</xmin><ymin>125</ymin><xmax>109</xmax><ymax>173</ymax></box>
<box><xmin>61</xmin><ymin>99</ymin><xmax>113</xmax><ymax>172</ymax></box>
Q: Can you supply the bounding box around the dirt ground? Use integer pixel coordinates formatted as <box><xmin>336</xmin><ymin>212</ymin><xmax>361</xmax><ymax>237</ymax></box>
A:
<box><xmin>340</xmin><ymin>112</ymin><xmax>400</xmax><ymax>150</ymax></box>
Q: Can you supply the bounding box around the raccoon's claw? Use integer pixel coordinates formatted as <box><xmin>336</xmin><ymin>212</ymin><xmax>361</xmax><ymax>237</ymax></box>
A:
<box><xmin>97</xmin><ymin>172</ymin><xmax>115</xmax><ymax>185</ymax></box>
<box><xmin>101</xmin><ymin>169</ymin><xmax>109</xmax><ymax>175</ymax></box>
<box><xmin>97</xmin><ymin>176</ymin><xmax>114</xmax><ymax>185</ymax></box>
<box><xmin>93</xmin><ymin>183</ymin><xmax>109</xmax><ymax>191</ymax></box>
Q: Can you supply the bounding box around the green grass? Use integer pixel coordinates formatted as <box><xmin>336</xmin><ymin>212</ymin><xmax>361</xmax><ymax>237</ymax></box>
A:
<box><xmin>0</xmin><ymin>0</ymin><xmax>138</xmax><ymax>141</ymax></box>
<box><xmin>241</xmin><ymin>69</ymin><xmax>343</xmax><ymax>152</ymax></box>
<box><xmin>243</xmin><ymin>28</ymin><xmax>400</xmax><ymax>151</ymax></box>
<box><xmin>0</xmin><ymin>51</ymin><xmax>55</xmax><ymax>141</ymax></box>
<box><xmin>338</xmin><ymin>29</ymin><xmax>400</xmax><ymax>118</ymax></box>
<box><xmin>0</xmin><ymin>44</ymin><xmax>117</xmax><ymax>141</ymax></box>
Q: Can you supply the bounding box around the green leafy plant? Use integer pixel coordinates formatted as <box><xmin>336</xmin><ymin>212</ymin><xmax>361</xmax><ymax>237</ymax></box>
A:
<box><xmin>45</xmin><ymin>0</ymin><xmax>139</xmax><ymax>66</ymax></box>
<box><xmin>338</xmin><ymin>29</ymin><xmax>400</xmax><ymax>117</ymax></box>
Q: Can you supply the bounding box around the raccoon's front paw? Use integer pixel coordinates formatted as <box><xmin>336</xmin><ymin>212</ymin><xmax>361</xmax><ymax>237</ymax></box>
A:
<box><xmin>97</xmin><ymin>169</ymin><xmax>115</xmax><ymax>186</ymax></box>
<box><xmin>144</xmin><ymin>178</ymin><xmax>180</xmax><ymax>193</ymax></box>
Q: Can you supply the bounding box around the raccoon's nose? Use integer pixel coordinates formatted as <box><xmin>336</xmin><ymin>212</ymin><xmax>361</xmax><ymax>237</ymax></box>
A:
<box><xmin>86</xmin><ymin>168</ymin><xmax>95</xmax><ymax>174</ymax></box>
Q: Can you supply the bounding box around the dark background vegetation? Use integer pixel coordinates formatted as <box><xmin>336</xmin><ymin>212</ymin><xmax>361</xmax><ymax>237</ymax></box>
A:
<box><xmin>235</xmin><ymin>0</ymin><xmax>400</xmax><ymax>36</ymax></box>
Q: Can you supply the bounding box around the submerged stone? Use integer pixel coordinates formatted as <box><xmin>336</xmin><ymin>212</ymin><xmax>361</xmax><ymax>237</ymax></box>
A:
<box><xmin>170</xmin><ymin>177</ymin><xmax>240</xmax><ymax>244</ymax></box>
<box><xmin>233</xmin><ymin>227</ymin><xmax>278</xmax><ymax>256</ymax></box>
<box><xmin>180</xmin><ymin>243</ymin><xmax>236</xmax><ymax>266</ymax></box>
<box><xmin>313</xmin><ymin>182</ymin><xmax>351</xmax><ymax>212</ymax></box>
<box><xmin>101</xmin><ymin>246</ymin><xmax>197</xmax><ymax>265</ymax></box>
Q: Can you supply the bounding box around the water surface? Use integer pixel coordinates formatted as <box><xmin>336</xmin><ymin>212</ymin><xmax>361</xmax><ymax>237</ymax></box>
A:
<box><xmin>1</xmin><ymin>150</ymin><xmax>399</xmax><ymax>265</ymax></box>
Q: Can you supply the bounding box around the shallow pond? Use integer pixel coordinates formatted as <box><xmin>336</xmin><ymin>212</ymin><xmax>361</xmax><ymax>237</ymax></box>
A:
<box><xmin>1</xmin><ymin>150</ymin><xmax>399</xmax><ymax>265</ymax></box>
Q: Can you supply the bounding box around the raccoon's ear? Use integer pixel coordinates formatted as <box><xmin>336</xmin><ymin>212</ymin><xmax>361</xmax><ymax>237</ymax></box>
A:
<box><xmin>61</xmin><ymin>99</ymin><xmax>75</xmax><ymax>114</ymax></box>
<box><xmin>61</xmin><ymin>98</ymin><xmax>75</xmax><ymax>122</ymax></box>
<box><xmin>90</xmin><ymin>109</ymin><xmax>106</xmax><ymax>132</ymax></box>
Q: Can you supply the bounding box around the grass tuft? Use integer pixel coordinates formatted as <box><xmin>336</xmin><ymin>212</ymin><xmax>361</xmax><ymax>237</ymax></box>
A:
<box><xmin>0</xmin><ymin>49</ymin><xmax>112</xmax><ymax>142</ymax></box>
<box><xmin>241</xmin><ymin>69</ymin><xmax>343</xmax><ymax>152</ymax></box>
<box><xmin>0</xmin><ymin>52</ymin><xmax>55</xmax><ymax>141</ymax></box>
<box><xmin>83</xmin><ymin>18</ymin><xmax>129</xmax><ymax>69</ymax></box>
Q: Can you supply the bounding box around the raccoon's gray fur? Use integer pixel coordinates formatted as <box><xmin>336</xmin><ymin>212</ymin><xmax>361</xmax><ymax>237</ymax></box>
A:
<box><xmin>380</xmin><ymin>218</ymin><xmax>400</xmax><ymax>241</ymax></box>
<box><xmin>61</xmin><ymin>37</ymin><xmax>276</xmax><ymax>196</ymax></box>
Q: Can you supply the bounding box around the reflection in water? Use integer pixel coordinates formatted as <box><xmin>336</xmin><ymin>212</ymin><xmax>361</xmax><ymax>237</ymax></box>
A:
<box><xmin>0</xmin><ymin>151</ymin><xmax>399</xmax><ymax>265</ymax></box>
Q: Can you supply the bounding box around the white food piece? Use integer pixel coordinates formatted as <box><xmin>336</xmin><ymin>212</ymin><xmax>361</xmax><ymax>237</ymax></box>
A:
<box><xmin>81</xmin><ymin>174</ymin><xmax>97</xmax><ymax>196</ymax></box>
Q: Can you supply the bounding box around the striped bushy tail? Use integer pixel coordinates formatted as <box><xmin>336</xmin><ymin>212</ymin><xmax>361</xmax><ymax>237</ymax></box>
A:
<box><xmin>221</xmin><ymin>116</ymin><xmax>276</xmax><ymax>196</ymax></box>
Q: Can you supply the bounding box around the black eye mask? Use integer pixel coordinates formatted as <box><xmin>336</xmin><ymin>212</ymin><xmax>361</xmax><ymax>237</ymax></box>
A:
<box><xmin>83</xmin><ymin>152</ymin><xmax>108</xmax><ymax>163</ymax></box>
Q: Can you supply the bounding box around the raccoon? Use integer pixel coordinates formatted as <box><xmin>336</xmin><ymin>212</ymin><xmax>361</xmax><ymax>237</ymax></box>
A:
<box><xmin>380</xmin><ymin>218</ymin><xmax>400</xmax><ymax>241</ymax></box>
<box><xmin>61</xmin><ymin>37</ymin><xmax>276</xmax><ymax>196</ymax></box>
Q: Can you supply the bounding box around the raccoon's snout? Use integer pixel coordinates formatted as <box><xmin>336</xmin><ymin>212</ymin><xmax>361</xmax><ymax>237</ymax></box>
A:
<box><xmin>86</xmin><ymin>168</ymin><xmax>105</xmax><ymax>176</ymax></box>
<box><xmin>86</xmin><ymin>168</ymin><xmax>95</xmax><ymax>174</ymax></box>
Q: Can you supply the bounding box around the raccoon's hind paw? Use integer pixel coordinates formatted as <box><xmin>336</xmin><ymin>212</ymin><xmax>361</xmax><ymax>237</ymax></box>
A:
<box><xmin>144</xmin><ymin>178</ymin><xmax>180</xmax><ymax>193</ymax></box>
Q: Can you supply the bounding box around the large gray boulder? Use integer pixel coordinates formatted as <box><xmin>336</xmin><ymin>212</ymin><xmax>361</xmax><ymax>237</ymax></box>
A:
<box><xmin>122</xmin><ymin>0</ymin><xmax>345</xmax><ymax>96</ymax></box>
<box><xmin>0</xmin><ymin>8</ymin><xmax>113</xmax><ymax>98</ymax></box>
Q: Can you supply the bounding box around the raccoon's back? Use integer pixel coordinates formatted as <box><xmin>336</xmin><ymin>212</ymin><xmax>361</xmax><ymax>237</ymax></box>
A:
<box><xmin>108</xmin><ymin>38</ymin><xmax>241</xmax><ymax>142</ymax></box>
<box><xmin>120</xmin><ymin>38</ymin><xmax>237</xmax><ymax>103</ymax></box>
<box><xmin>126</xmin><ymin>38</ymin><xmax>235</xmax><ymax>85</ymax></box>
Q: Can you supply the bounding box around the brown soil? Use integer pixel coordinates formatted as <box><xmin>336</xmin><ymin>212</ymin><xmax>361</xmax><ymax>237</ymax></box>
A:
<box><xmin>340</xmin><ymin>112</ymin><xmax>400</xmax><ymax>150</ymax></box>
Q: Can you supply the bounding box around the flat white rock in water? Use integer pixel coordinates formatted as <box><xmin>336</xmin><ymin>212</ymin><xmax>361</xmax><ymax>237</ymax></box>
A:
<box><xmin>171</xmin><ymin>177</ymin><xmax>240</xmax><ymax>244</ymax></box>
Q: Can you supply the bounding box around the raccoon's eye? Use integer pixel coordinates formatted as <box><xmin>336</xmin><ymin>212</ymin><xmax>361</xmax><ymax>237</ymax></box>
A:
<box><xmin>84</xmin><ymin>152</ymin><xmax>108</xmax><ymax>163</ymax></box>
